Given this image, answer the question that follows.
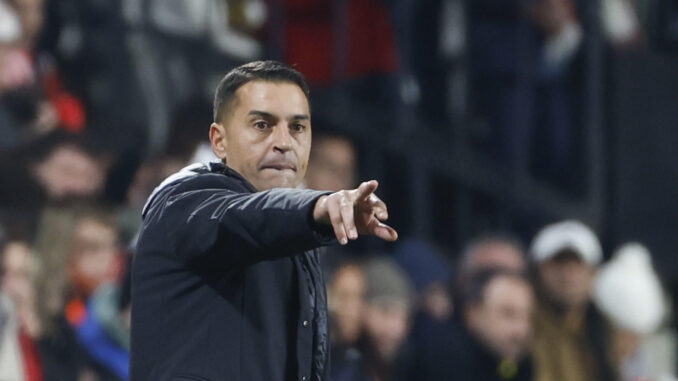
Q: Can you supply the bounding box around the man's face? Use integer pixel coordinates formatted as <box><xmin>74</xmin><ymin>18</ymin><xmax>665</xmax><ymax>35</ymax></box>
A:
<box><xmin>328</xmin><ymin>264</ymin><xmax>366</xmax><ymax>344</ymax></box>
<box><xmin>1</xmin><ymin>241</ymin><xmax>36</xmax><ymax>308</ymax></box>
<box><xmin>465</xmin><ymin>276</ymin><xmax>534</xmax><ymax>360</ymax></box>
<box><xmin>213</xmin><ymin>80</ymin><xmax>311</xmax><ymax>190</ymax></box>
<box><xmin>305</xmin><ymin>136</ymin><xmax>356</xmax><ymax>191</ymax></box>
<box><xmin>537</xmin><ymin>250</ymin><xmax>595</xmax><ymax>310</ymax></box>
<box><xmin>362</xmin><ymin>300</ymin><xmax>410</xmax><ymax>361</ymax></box>
<box><xmin>33</xmin><ymin>144</ymin><xmax>105</xmax><ymax>200</ymax></box>
<box><xmin>69</xmin><ymin>217</ymin><xmax>118</xmax><ymax>298</ymax></box>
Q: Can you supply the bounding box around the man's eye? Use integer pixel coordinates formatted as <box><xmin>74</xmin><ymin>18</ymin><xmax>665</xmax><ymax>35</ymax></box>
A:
<box><xmin>291</xmin><ymin>123</ymin><xmax>305</xmax><ymax>132</ymax></box>
<box><xmin>254</xmin><ymin>121</ymin><xmax>269</xmax><ymax>130</ymax></box>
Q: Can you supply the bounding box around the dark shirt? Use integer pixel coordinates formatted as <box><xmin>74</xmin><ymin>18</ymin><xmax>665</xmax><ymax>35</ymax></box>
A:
<box><xmin>412</xmin><ymin>315</ymin><xmax>533</xmax><ymax>381</ymax></box>
<box><xmin>130</xmin><ymin>162</ymin><xmax>334</xmax><ymax>381</ymax></box>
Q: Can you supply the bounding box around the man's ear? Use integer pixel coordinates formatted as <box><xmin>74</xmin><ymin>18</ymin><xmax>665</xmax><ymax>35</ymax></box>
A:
<box><xmin>209</xmin><ymin>123</ymin><xmax>228</xmax><ymax>161</ymax></box>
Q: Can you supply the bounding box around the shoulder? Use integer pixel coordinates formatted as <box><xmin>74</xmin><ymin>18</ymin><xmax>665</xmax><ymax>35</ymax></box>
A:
<box><xmin>141</xmin><ymin>162</ymin><xmax>241</xmax><ymax>218</ymax></box>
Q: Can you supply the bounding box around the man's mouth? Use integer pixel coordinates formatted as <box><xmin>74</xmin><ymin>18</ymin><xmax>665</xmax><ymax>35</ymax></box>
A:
<box><xmin>260</xmin><ymin>162</ymin><xmax>297</xmax><ymax>172</ymax></box>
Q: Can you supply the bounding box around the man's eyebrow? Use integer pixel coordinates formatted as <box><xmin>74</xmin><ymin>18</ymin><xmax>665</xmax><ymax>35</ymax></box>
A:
<box><xmin>247</xmin><ymin>110</ymin><xmax>309</xmax><ymax>121</ymax></box>
<box><xmin>248</xmin><ymin>110</ymin><xmax>275</xmax><ymax>118</ymax></box>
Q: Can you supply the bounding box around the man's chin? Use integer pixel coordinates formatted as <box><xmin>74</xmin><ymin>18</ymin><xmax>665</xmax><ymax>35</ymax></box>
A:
<box><xmin>254</xmin><ymin>175</ymin><xmax>299</xmax><ymax>190</ymax></box>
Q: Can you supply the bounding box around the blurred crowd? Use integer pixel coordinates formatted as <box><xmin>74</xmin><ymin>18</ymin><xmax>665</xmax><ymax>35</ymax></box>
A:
<box><xmin>0</xmin><ymin>0</ymin><xmax>675</xmax><ymax>381</ymax></box>
<box><xmin>324</xmin><ymin>224</ymin><xmax>676</xmax><ymax>381</ymax></box>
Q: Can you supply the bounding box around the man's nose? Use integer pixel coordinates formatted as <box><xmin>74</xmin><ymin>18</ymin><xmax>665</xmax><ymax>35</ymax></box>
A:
<box><xmin>272</xmin><ymin>124</ymin><xmax>292</xmax><ymax>152</ymax></box>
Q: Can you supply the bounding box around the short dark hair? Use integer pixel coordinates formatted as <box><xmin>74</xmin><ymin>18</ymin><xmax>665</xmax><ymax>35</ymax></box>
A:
<box><xmin>213</xmin><ymin>60</ymin><xmax>311</xmax><ymax>123</ymax></box>
<box><xmin>461</xmin><ymin>269</ymin><xmax>530</xmax><ymax>308</ymax></box>
<box><xmin>458</xmin><ymin>233</ymin><xmax>526</xmax><ymax>274</ymax></box>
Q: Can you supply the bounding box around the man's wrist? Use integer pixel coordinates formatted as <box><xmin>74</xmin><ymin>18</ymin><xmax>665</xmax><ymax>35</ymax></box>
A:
<box><xmin>312</xmin><ymin>195</ymin><xmax>329</xmax><ymax>224</ymax></box>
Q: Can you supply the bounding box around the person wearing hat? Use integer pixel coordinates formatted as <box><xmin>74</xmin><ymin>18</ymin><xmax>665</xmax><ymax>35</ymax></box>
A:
<box><xmin>331</xmin><ymin>257</ymin><xmax>414</xmax><ymax>381</ymax></box>
<box><xmin>593</xmin><ymin>243</ymin><xmax>673</xmax><ymax>381</ymax></box>
<box><xmin>529</xmin><ymin>220</ymin><xmax>615</xmax><ymax>381</ymax></box>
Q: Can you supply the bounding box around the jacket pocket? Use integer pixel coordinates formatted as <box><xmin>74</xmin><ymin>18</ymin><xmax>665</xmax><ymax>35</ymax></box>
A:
<box><xmin>172</xmin><ymin>374</ymin><xmax>213</xmax><ymax>381</ymax></box>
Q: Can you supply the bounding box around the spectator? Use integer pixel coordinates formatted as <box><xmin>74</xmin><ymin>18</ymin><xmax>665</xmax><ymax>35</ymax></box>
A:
<box><xmin>593</xmin><ymin>243</ymin><xmax>674</xmax><ymax>381</ymax></box>
<box><xmin>457</xmin><ymin>234</ymin><xmax>527</xmax><ymax>290</ymax></box>
<box><xmin>467</xmin><ymin>0</ymin><xmax>587</xmax><ymax>192</ymax></box>
<box><xmin>1</xmin><ymin>238</ymin><xmax>43</xmax><ymax>381</ymax></box>
<box><xmin>66</xmin><ymin>211</ymin><xmax>122</xmax><ymax>301</ymax></box>
<box><xmin>304</xmin><ymin>133</ymin><xmax>360</xmax><ymax>275</ymax></box>
<box><xmin>346</xmin><ymin>257</ymin><xmax>414</xmax><ymax>381</ymax></box>
<box><xmin>36</xmin><ymin>207</ymin><xmax>125</xmax><ymax>381</ymax></box>
<box><xmin>328</xmin><ymin>260</ymin><xmax>367</xmax><ymax>381</ymax></box>
<box><xmin>0</xmin><ymin>0</ymin><xmax>86</xmax><ymax>153</ymax></box>
<box><xmin>395</xmin><ymin>239</ymin><xmax>452</xmax><ymax>323</ymax></box>
<box><xmin>529</xmin><ymin>220</ymin><xmax>614</xmax><ymax>381</ymax></box>
<box><xmin>393</xmin><ymin>239</ymin><xmax>454</xmax><ymax>381</ymax></box>
<box><xmin>75</xmin><ymin>281</ymin><xmax>130</xmax><ymax>381</ymax></box>
<box><xmin>32</xmin><ymin>140</ymin><xmax>105</xmax><ymax>203</ymax></box>
<box><xmin>0</xmin><ymin>0</ymin><xmax>56</xmax><ymax>153</ymax></box>
<box><xmin>459</xmin><ymin>270</ymin><xmax>535</xmax><ymax>381</ymax></box>
<box><xmin>305</xmin><ymin>134</ymin><xmax>358</xmax><ymax>192</ymax></box>
<box><xmin>0</xmin><ymin>132</ymin><xmax>107</xmax><ymax>221</ymax></box>
<box><xmin>0</xmin><ymin>289</ymin><xmax>23</xmax><ymax>380</ymax></box>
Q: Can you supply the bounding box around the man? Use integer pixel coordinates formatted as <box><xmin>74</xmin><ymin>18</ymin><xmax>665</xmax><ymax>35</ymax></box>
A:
<box><xmin>305</xmin><ymin>134</ymin><xmax>357</xmax><ymax>192</ymax></box>
<box><xmin>303</xmin><ymin>132</ymin><xmax>358</xmax><ymax>276</ymax></box>
<box><xmin>0</xmin><ymin>239</ymin><xmax>41</xmax><ymax>381</ymax></box>
<box><xmin>326</xmin><ymin>260</ymin><xmax>366</xmax><ymax>371</ymax></box>
<box><xmin>530</xmin><ymin>220</ymin><xmax>614</xmax><ymax>381</ymax></box>
<box><xmin>457</xmin><ymin>235</ymin><xmax>527</xmax><ymax>279</ymax></box>
<box><xmin>130</xmin><ymin>61</ymin><xmax>397</xmax><ymax>380</ymax></box>
<box><xmin>454</xmin><ymin>234</ymin><xmax>527</xmax><ymax>308</ymax></box>
<box><xmin>459</xmin><ymin>270</ymin><xmax>534</xmax><ymax>381</ymax></box>
<box><xmin>414</xmin><ymin>270</ymin><xmax>534</xmax><ymax>381</ymax></box>
<box><xmin>332</xmin><ymin>257</ymin><xmax>414</xmax><ymax>381</ymax></box>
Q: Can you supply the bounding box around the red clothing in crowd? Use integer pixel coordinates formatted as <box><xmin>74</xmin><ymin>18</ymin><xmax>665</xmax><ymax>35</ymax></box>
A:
<box><xmin>18</xmin><ymin>330</ymin><xmax>43</xmax><ymax>381</ymax></box>
<box><xmin>284</xmin><ymin>0</ymin><xmax>399</xmax><ymax>84</ymax></box>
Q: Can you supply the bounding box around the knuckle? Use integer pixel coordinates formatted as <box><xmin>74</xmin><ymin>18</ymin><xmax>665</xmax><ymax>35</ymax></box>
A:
<box><xmin>330</xmin><ymin>213</ymin><xmax>342</xmax><ymax>223</ymax></box>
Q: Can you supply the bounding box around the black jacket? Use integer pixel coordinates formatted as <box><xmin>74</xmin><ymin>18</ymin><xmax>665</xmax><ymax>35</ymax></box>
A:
<box><xmin>411</xmin><ymin>316</ymin><xmax>533</xmax><ymax>381</ymax></box>
<box><xmin>130</xmin><ymin>162</ymin><xmax>334</xmax><ymax>381</ymax></box>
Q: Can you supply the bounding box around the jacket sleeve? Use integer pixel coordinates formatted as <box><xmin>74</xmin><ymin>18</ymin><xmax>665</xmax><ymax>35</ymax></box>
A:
<box><xmin>142</xmin><ymin>177</ymin><xmax>335</xmax><ymax>267</ymax></box>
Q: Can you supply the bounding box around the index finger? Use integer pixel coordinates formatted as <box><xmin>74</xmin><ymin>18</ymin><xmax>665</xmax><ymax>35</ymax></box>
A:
<box><xmin>353</xmin><ymin>180</ymin><xmax>379</xmax><ymax>201</ymax></box>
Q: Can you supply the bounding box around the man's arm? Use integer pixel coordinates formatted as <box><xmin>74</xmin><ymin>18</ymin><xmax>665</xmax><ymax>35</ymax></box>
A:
<box><xmin>149</xmin><ymin>181</ymin><xmax>334</xmax><ymax>267</ymax></box>
<box><xmin>144</xmin><ymin>176</ymin><xmax>396</xmax><ymax>268</ymax></box>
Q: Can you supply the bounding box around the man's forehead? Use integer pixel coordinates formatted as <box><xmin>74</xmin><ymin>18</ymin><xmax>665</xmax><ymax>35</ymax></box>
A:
<box><xmin>483</xmin><ymin>276</ymin><xmax>532</xmax><ymax>304</ymax></box>
<box><xmin>234</xmin><ymin>80</ymin><xmax>310</xmax><ymax>114</ymax></box>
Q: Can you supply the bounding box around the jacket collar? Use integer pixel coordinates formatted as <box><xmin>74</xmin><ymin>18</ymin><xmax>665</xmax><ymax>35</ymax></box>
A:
<box><xmin>142</xmin><ymin>161</ymin><xmax>258</xmax><ymax>218</ymax></box>
<box><xmin>207</xmin><ymin>161</ymin><xmax>257</xmax><ymax>192</ymax></box>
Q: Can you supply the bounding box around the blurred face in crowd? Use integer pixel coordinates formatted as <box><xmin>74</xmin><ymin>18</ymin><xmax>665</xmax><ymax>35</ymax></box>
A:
<box><xmin>328</xmin><ymin>263</ymin><xmax>366</xmax><ymax>344</ymax></box>
<box><xmin>362</xmin><ymin>299</ymin><xmax>410</xmax><ymax>361</ymax></box>
<box><xmin>69</xmin><ymin>217</ymin><xmax>119</xmax><ymax>298</ymax></box>
<box><xmin>12</xmin><ymin>0</ymin><xmax>44</xmax><ymax>46</ymax></box>
<box><xmin>1</xmin><ymin>241</ymin><xmax>36</xmax><ymax>309</ymax></box>
<box><xmin>464</xmin><ymin>275</ymin><xmax>534</xmax><ymax>360</ymax></box>
<box><xmin>537</xmin><ymin>250</ymin><xmax>595</xmax><ymax>311</ymax></box>
<box><xmin>33</xmin><ymin>144</ymin><xmax>105</xmax><ymax>201</ymax></box>
<box><xmin>305</xmin><ymin>136</ymin><xmax>356</xmax><ymax>191</ymax></box>
<box><xmin>422</xmin><ymin>281</ymin><xmax>452</xmax><ymax>321</ymax></box>
<box><xmin>126</xmin><ymin>157</ymin><xmax>185</xmax><ymax>208</ymax></box>
<box><xmin>210</xmin><ymin>80</ymin><xmax>311</xmax><ymax>191</ymax></box>
<box><xmin>464</xmin><ymin>241</ymin><xmax>526</xmax><ymax>275</ymax></box>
